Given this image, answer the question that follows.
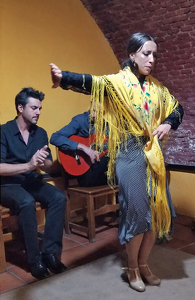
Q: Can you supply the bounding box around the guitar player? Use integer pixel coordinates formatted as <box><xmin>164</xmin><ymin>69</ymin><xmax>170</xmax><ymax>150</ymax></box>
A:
<box><xmin>50</xmin><ymin>110</ymin><xmax>109</xmax><ymax>187</ymax></box>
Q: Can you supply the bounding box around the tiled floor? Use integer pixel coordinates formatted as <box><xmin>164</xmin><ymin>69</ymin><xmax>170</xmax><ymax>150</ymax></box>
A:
<box><xmin>0</xmin><ymin>214</ymin><xmax>195</xmax><ymax>294</ymax></box>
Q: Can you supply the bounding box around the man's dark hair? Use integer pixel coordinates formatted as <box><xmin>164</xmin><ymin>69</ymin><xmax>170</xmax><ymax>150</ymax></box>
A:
<box><xmin>122</xmin><ymin>32</ymin><xmax>157</xmax><ymax>75</ymax></box>
<box><xmin>15</xmin><ymin>87</ymin><xmax>45</xmax><ymax>113</ymax></box>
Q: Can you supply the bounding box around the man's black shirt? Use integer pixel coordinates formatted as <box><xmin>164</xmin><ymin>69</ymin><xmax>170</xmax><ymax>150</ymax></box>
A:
<box><xmin>0</xmin><ymin>118</ymin><xmax>52</xmax><ymax>185</ymax></box>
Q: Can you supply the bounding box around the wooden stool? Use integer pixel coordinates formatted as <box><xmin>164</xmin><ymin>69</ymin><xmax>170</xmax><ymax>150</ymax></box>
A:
<box><xmin>0</xmin><ymin>203</ymin><xmax>45</xmax><ymax>273</ymax></box>
<box><xmin>65</xmin><ymin>184</ymin><xmax>119</xmax><ymax>242</ymax></box>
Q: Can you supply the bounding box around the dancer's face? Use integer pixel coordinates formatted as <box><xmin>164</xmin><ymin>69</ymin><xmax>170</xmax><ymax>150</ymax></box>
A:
<box><xmin>130</xmin><ymin>41</ymin><xmax>157</xmax><ymax>77</ymax></box>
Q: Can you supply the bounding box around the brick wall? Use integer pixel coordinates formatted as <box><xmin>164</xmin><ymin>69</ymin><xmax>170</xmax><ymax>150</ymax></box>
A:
<box><xmin>80</xmin><ymin>0</ymin><xmax>195</xmax><ymax>165</ymax></box>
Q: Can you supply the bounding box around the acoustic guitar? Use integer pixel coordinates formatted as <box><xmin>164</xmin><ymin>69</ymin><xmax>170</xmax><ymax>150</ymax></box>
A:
<box><xmin>58</xmin><ymin>135</ymin><xmax>108</xmax><ymax>176</ymax></box>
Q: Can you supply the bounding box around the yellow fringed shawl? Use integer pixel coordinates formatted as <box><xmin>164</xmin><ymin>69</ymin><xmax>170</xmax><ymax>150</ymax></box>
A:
<box><xmin>90</xmin><ymin>67</ymin><xmax>180</xmax><ymax>238</ymax></box>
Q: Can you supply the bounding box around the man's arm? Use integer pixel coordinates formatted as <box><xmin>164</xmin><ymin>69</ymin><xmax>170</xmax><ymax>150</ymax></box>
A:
<box><xmin>50</xmin><ymin>112</ymin><xmax>100</xmax><ymax>163</ymax></box>
<box><xmin>50</xmin><ymin>118</ymin><xmax>81</xmax><ymax>151</ymax></box>
<box><xmin>0</xmin><ymin>162</ymin><xmax>35</xmax><ymax>176</ymax></box>
<box><xmin>0</xmin><ymin>146</ymin><xmax>49</xmax><ymax>176</ymax></box>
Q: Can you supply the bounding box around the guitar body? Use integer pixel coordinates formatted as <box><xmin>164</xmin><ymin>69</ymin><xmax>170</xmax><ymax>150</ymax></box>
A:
<box><xmin>58</xmin><ymin>135</ymin><xmax>108</xmax><ymax>176</ymax></box>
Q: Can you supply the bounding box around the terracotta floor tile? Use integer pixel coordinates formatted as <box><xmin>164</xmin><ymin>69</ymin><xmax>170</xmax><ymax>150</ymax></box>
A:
<box><xmin>84</xmin><ymin>235</ymin><xmax>125</xmax><ymax>256</ymax></box>
<box><xmin>180</xmin><ymin>243</ymin><xmax>195</xmax><ymax>256</ymax></box>
<box><xmin>6</xmin><ymin>261</ymin><xmax>14</xmax><ymax>268</ymax></box>
<box><xmin>0</xmin><ymin>270</ymin><xmax>25</xmax><ymax>293</ymax></box>
<box><xmin>65</xmin><ymin>225</ymin><xmax>118</xmax><ymax>244</ymax></box>
<box><xmin>173</xmin><ymin>223</ymin><xmax>195</xmax><ymax>243</ymax></box>
<box><xmin>158</xmin><ymin>238</ymin><xmax>191</xmax><ymax>250</ymax></box>
<box><xmin>105</xmin><ymin>227</ymin><xmax>118</xmax><ymax>236</ymax></box>
<box><xmin>62</xmin><ymin>237</ymin><xmax>81</xmax><ymax>250</ymax></box>
<box><xmin>92</xmin><ymin>226</ymin><xmax>118</xmax><ymax>240</ymax></box>
<box><xmin>6</xmin><ymin>265</ymin><xmax>37</xmax><ymax>284</ymax></box>
<box><xmin>174</xmin><ymin>214</ymin><xmax>194</xmax><ymax>226</ymax></box>
<box><xmin>65</xmin><ymin>229</ymin><xmax>109</xmax><ymax>244</ymax></box>
<box><xmin>61</xmin><ymin>244</ymin><xmax>100</xmax><ymax>268</ymax></box>
<box><xmin>63</xmin><ymin>232</ymin><xmax>89</xmax><ymax>244</ymax></box>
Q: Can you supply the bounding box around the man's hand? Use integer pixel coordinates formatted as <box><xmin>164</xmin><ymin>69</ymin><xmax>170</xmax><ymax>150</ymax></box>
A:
<box><xmin>152</xmin><ymin>124</ymin><xmax>171</xmax><ymax>140</ymax></box>
<box><xmin>77</xmin><ymin>143</ymin><xmax>100</xmax><ymax>164</ymax></box>
<box><xmin>29</xmin><ymin>145</ymin><xmax>49</xmax><ymax>169</ymax></box>
<box><xmin>50</xmin><ymin>63</ymin><xmax>62</xmax><ymax>88</ymax></box>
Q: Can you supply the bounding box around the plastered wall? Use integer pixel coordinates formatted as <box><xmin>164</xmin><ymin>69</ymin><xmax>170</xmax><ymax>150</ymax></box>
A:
<box><xmin>168</xmin><ymin>170</ymin><xmax>195</xmax><ymax>218</ymax></box>
<box><xmin>0</xmin><ymin>0</ymin><xmax>119</xmax><ymax>158</ymax></box>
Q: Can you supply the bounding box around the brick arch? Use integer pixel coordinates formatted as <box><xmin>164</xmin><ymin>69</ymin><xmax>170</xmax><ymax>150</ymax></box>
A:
<box><xmin>80</xmin><ymin>0</ymin><xmax>195</xmax><ymax>166</ymax></box>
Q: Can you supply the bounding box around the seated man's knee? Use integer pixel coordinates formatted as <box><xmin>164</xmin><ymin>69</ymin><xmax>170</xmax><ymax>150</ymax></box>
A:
<box><xmin>54</xmin><ymin>191</ymin><xmax>66</xmax><ymax>209</ymax></box>
<box><xmin>18</xmin><ymin>196</ymin><xmax>36</xmax><ymax>213</ymax></box>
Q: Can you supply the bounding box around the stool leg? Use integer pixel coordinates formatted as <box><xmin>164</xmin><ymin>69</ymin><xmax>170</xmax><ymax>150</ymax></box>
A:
<box><xmin>87</xmin><ymin>195</ymin><xmax>96</xmax><ymax>243</ymax></box>
<box><xmin>65</xmin><ymin>195</ymin><xmax>71</xmax><ymax>234</ymax></box>
<box><xmin>0</xmin><ymin>215</ymin><xmax>6</xmax><ymax>273</ymax></box>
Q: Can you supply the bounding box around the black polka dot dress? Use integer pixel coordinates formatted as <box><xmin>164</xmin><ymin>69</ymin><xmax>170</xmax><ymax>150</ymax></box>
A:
<box><xmin>115</xmin><ymin>135</ymin><xmax>175</xmax><ymax>245</ymax></box>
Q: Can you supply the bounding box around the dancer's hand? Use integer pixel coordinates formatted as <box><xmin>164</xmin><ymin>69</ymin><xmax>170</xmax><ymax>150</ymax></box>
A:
<box><xmin>50</xmin><ymin>63</ymin><xmax>62</xmax><ymax>88</ymax></box>
<box><xmin>152</xmin><ymin>124</ymin><xmax>171</xmax><ymax>140</ymax></box>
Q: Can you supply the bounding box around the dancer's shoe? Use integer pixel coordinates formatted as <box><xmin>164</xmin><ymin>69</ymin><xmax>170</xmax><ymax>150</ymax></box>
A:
<box><xmin>122</xmin><ymin>267</ymin><xmax>146</xmax><ymax>292</ymax></box>
<box><xmin>139</xmin><ymin>264</ymin><xmax>161</xmax><ymax>286</ymax></box>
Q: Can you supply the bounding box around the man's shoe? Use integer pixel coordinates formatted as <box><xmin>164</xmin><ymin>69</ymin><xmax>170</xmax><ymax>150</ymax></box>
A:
<box><xmin>30</xmin><ymin>261</ymin><xmax>50</xmax><ymax>280</ymax></box>
<box><xmin>42</xmin><ymin>253</ymin><xmax>67</xmax><ymax>274</ymax></box>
